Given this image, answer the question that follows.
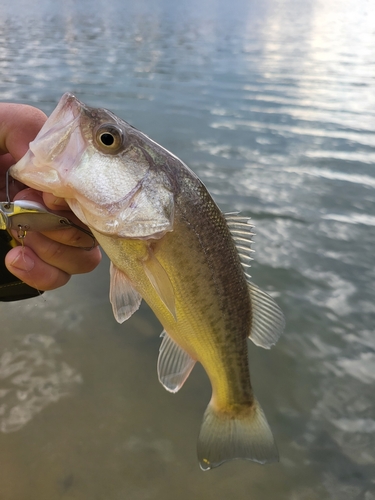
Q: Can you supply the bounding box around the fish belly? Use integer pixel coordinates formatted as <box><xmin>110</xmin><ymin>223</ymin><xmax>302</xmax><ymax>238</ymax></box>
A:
<box><xmin>93</xmin><ymin>207</ymin><xmax>254</xmax><ymax>409</ymax></box>
<box><xmin>92</xmin><ymin>206</ymin><xmax>278</xmax><ymax>470</ymax></box>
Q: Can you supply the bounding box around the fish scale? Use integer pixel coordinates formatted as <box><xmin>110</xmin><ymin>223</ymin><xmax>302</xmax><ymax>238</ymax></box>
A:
<box><xmin>10</xmin><ymin>92</ymin><xmax>285</xmax><ymax>470</ymax></box>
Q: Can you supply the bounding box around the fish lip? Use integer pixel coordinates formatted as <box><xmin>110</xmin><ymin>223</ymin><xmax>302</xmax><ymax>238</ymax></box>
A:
<box><xmin>29</xmin><ymin>101</ymin><xmax>83</xmax><ymax>166</ymax></box>
<box><xmin>50</xmin><ymin>92</ymin><xmax>82</xmax><ymax>123</ymax></box>
<box><xmin>60</xmin><ymin>92</ymin><xmax>85</xmax><ymax>114</ymax></box>
<box><xmin>60</xmin><ymin>92</ymin><xmax>114</xmax><ymax>122</ymax></box>
<box><xmin>56</xmin><ymin>92</ymin><xmax>93</xmax><ymax>126</ymax></box>
<box><xmin>10</xmin><ymin>93</ymin><xmax>89</xmax><ymax>195</ymax></box>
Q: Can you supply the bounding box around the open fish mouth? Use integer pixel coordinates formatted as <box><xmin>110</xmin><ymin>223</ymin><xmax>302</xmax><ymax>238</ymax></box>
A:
<box><xmin>30</xmin><ymin>93</ymin><xmax>85</xmax><ymax>165</ymax></box>
<box><xmin>10</xmin><ymin>93</ymin><xmax>86</xmax><ymax>196</ymax></box>
<box><xmin>11</xmin><ymin>93</ymin><xmax>175</xmax><ymax>238</ymax></box>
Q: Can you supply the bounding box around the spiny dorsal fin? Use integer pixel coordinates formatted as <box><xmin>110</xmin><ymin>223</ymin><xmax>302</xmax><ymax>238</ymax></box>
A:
<box><xmin>158</xmin><ymin>330</ymin><xmax>196</xmax><ymax>393</ymax></box>
<box><xmin>247</xmin><ymin>282</ymin><xmax>285</xmax><ymax>349</ymax></box>
<box><xmin>225</xmin><ymin>213</ymin><xmax>255</xmax><ymax>272</ymax></box>
<box><xmin>109</xmin><ymin>262</ymin><xmax>142</xmax><ymax>323</ymax></box>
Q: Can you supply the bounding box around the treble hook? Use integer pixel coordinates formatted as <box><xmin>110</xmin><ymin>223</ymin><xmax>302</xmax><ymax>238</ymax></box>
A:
<box><xmin>17</xmin><ymin>224</ymin><xmax>27</xmax><ymax>240</ymax></box>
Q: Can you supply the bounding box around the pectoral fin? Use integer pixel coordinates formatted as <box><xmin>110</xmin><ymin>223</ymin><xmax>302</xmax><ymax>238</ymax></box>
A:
<box><xmin>109</xmin><ymin>262</ymin><xmax>142</xmax><ymax>323</ymax></box>
<box><xmin>142</xmin><ymin>249</ymin><xmax>177</xmax><ymax>320</ymax></box>
<box><xmin>158</xmin><ymin>330</ymin><xmax>196</xmax><ymax>393</ymax></box>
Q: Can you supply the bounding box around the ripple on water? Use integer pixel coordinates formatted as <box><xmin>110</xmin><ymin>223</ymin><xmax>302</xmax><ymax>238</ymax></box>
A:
<box><xmin>0</xmin><ymin>334</ymin><xmax>82</xmax><ymax>433</ymax></box>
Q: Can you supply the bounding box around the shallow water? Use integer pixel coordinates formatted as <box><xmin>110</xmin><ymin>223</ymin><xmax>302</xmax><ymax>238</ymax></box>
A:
<box><xmin>1</xmin><ymin>0</ymin><xmax>375</xmax><ymax>498</ymax></box>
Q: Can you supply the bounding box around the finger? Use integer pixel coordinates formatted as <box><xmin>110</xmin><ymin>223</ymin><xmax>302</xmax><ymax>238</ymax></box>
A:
<box><xmin>13</xmin><ymin>188</ymin><xmax>98</xmax><ymax>249</ymax></box>
<box><xmin>12</xmin><ymin>187</ymin><xmax>43</xmax><ymax>203</ymax></box>
<box><xmin>0</xmin><ymin>154</ymin><xmax>25</xmax><ymax>199</ymax></box>
<box><xmin>8</xmin><ymin>231</ymin><xmax>102</xmax><ymax>277</ymax></box>
<box><xmin>42</xmin><ymin>192</ymin><xmax>70</xmax><ymax>211</ymax></box>
<box><xmin>41</xmin><ymin>225</ymin><xmax>98</xmax><ymax>250</ymax></box>
<box><xmin>0</xmin><ymin>153</ymin><xmax>17</xmax><ymax>171</ymax></box>
<box><xmin>5</xmin><ymin>245</ymin><xmax>71</xmax><ymax>291</ymax></box>
<box><xmin>0</xmin><ymin>104</ymin><xmax>46</xmax><ymax>199</ymax></box>
<box><xmin>0</xmin><ymin>104</ymin><xmax>47</xmax><ymax>160</ymax></box>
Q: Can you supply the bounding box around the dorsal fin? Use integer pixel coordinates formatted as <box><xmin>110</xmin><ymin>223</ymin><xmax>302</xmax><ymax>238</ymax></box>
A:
<box><xmin>225</xmin><ymin>213</ymin><xmax>284</xmax><ymax>348</ymax></box>
<box><xmin>225</xmin><ymin>213</ymin><xmax>255</xmax><ymax>272</ymax></box>
<box><xmin>247</xmin><ymin>282</ymin><xmax>285</xmax><ymax>349</ymax></box>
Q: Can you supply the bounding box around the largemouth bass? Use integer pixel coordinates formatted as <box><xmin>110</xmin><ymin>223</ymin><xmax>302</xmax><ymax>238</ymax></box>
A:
<box><xmin>11</xmin><ymin>93</ymin><xmax>285</xmax><ymax>470</ymax></box>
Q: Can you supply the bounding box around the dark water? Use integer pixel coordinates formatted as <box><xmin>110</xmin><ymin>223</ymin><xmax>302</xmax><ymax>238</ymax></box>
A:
<box><xmin>1</xmin><ymin>0</ymin><xmax>375</xmax><ymax>498</ymax></box>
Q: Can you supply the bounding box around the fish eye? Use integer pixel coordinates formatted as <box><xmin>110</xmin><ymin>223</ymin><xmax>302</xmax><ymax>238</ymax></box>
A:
<box><xmin>95</xmin><ymin>124</ymin><xmax>124</xmax><ymax>154</ymax></box>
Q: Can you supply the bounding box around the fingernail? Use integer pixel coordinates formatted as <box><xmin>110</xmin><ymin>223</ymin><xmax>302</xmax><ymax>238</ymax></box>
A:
<box><xmin>51</xmin><ymin>197</ymin><xmax>67</xmax><ymax>207</ymax></box>
<box><xmin>10</xmin><ymin>252</ymin><xmax>35</xmax><ymax>271</ymax></box>
<box><xmin>16</xmin><ymin>188</ymin><xmax>41</xmax><ymax>201</ymax></box>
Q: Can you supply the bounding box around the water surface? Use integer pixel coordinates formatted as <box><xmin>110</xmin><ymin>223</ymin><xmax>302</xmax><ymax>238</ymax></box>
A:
<box><xmin>0</xmin><ymin>0</ymin><xmax>374</xmax><ymax>498</ymax></box>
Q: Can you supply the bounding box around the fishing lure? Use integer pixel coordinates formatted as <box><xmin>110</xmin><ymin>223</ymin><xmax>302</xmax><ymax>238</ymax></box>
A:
<box><xmin>0</xmin><ymin>174</ymin><xmax>95</xmax><ymax>301</ymax></box>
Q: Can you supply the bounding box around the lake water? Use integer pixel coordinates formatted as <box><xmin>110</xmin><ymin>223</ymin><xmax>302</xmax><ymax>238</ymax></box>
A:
<box><xmin>0</xmin><ymin>0</ymin><xmax>374</xmax><ymax>498</ymax></box>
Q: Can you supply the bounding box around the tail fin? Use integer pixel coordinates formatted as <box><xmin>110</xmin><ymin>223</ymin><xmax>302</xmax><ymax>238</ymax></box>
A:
<box><xmin>197</xmin><ymin>398</ymin><xmax>278</xmax><ymax>470</ymax></box>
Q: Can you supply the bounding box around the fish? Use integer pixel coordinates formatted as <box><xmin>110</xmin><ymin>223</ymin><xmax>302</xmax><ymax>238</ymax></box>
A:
<box><xmin>10</xmin><ymin>93</ymin><xmax>285</xmax><ymax>470</ymax></box>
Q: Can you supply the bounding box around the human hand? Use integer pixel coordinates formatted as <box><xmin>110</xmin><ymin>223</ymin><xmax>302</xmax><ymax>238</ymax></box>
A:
<box><xmin>0</xmin><ymin>103</ymin><xmax>102</xmax><ymax>291</ymax></box>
